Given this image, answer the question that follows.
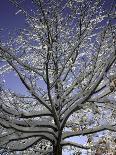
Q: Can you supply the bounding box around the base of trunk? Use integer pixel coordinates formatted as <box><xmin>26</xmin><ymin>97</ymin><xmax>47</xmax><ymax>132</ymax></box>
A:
<box><xmin>53</xmin><ymin>144</ymin><xmax>62</xmax><ymax>155</ymax></box>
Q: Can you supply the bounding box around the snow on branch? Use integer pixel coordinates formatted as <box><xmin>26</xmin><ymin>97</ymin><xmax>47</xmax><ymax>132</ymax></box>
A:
<box><xmin>0</xmin><ymin>137</ymin><xmax>41</xmax><ymax>151</ymax></box>
<box><xmin>61</xmin><ymin>54</ymin><xmax>116</xmax><ymax>130</ymax></box>
<box><xmin>0</xmin><ymin>118</ymin><xmax>57</xmax><ymax>140</ymax></box>
<box><xmin>6</xmin><ymin>60</ymin><xmax>52</xmax><ymax>112</ymax></box>
<box><xmin>62</xmin><ymin>124</ymin><xmax>116</xmax><ymax>139</ymax></box>
<box><xmin>0</xmin><ymin>102</ymin><xmax>52</xmax><ymax>118</ymax></box>
<box><xmin>61</xmin><ymin>141</ymin><xmax>90</xmax><ymax>150</ymax></box>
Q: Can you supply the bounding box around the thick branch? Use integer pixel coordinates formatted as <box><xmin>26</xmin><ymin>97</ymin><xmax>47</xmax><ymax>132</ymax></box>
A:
<box><xmin>0</xmin><ymin>118</ymin><xmax>57</xmax><ymax>139</ymax></box>
<box><xmin>0</xmin><ymin>102</ymin><xmax>52</xmax><ymax>118</ymax></box>
<box><xmin>0</xmin><ymin>113</ymin><xmax>56</xmax><ymax>130</ymax></box>
<box><xmin>62</xmin><ymin>124</ymin><xmax>116</xmax><ymax>139</ymax></box>
<box><xmin>0</xmin><ymin>137</ymin><xmax>41</xmax><ymax>151</ymax></box>
<box><xmin>0</xmin><ymin>132</ymin><xmax>55</xmax><ymax>144</ymax></box>
<box><xmin>61</xmin><ymin>141</ymin><xmax>90</xmax><ymax>150</ymax></box>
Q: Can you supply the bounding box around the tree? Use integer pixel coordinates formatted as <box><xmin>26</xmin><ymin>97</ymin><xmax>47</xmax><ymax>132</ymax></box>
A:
<box><xmin>0</xmin><ymin>0</ymin><xmax>115</xmax><ymax>154</ymax></box>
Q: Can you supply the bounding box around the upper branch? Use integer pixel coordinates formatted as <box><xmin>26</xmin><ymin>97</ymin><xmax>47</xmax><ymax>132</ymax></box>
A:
<box><xmin>6</xmin><ymin>59</ymin><xmax>52</xmax><ymax>112</ymax></box>
<box><xmin>61</xmin><ymin>53</ymin><xmax>116</xmax><ymax>130</ymax></box>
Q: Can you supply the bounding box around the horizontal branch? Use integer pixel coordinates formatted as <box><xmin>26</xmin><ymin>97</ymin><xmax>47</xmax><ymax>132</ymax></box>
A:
<box><xmin>61</xmin><ymin>141</ymin><xmax>90</xmax><ymax>150</ymax></box>
<box><xmin>0</xmin><ymin>114</ymin><xmax>56</xmax><ymax>130</ymax></box>
<box><xmin>0</xmin><ymin>118</ymin><xmax>57</xmax><ymax>139</ymax></box>
<box><xmin>88</xmin><ymin>96</ymin><xmax>115</xmax><ymax>104</ymax></box>
<box><xmin>0</xmin><ymin>137</ymin><xmax>41</xmax><ymax>151</ymax></box>
<box><xmin>62</xmin><ymin>124</ymin><xmax>116</xmax><ymax>139</ymax></box>
<box><xmin>0</xmin><ymin>132</ymin><xmax>55</xmax><ymax>144</ymax></box>
<box><xmin>0</xmin><ymin>102</ymin><xmax>52</xmax><ymax>118</ymax></box>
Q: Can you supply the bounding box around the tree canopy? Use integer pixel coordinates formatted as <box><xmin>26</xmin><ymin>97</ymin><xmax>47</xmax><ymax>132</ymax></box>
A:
<box><xmin>0</xmin><ymin>0</ymin><xmax>116</xmax><ymax>154</ymax></box>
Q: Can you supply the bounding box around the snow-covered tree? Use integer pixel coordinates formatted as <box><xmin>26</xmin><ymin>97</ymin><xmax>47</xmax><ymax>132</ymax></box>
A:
<box><xmin>0</xmin><ymin>0</ymin><xmax>115</xmax><ymax>154</ymax></box>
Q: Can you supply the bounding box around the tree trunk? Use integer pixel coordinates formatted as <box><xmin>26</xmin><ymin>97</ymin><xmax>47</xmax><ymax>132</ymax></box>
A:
<box><xmin>53</xmin><ymin>144</ymin><xmax>62</xmax><ymax>155</ymax></box>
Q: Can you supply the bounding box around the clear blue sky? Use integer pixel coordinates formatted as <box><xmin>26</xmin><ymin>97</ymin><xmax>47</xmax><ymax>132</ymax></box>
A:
<box><xmin>0</xmin><ymin>0</ymin><xmax>25</xmax><ymax>33</ymax></box>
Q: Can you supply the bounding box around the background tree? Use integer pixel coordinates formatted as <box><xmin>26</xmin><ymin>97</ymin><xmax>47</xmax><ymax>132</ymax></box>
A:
<box><xmin>0</xmin><ymin>0</ymin><xmax>115</xmax><ymax>154</ymax></box>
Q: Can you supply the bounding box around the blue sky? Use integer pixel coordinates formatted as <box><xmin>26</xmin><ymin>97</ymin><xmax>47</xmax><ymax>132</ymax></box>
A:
<box><xmin>0</xmin><ymin>0</ymin><xmax>29</xmax><ymax>93</ymax></box>
<box><xmin>0</xmin><ymin>0</ymin><xmax>25</xmax><ymax>34</ymax></box>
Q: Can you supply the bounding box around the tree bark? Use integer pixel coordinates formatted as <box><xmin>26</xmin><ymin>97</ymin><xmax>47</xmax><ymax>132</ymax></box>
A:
<box><xmin>53</xmin><ymin>144</ymin><xmax>62</xmax><ymax>155</ymax></box>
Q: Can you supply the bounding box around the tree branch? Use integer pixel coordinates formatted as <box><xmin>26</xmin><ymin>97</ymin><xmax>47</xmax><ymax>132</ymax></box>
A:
<box><xmin>61</xmin><ymin>54</ymin><xmax>116</xmax><ymax>130</ymax></box>
<box><xmin>6</xmin><ymin>60</ymin><xmax>52</xmax><ymax>112</ymax></box>
<box><xmin>62</xmin><ymin>124</ymin><xmax>116</xmax><ymax>139</ymax></box>
<box><xmin>61</xmin><ymin>141</ymin><xmax>90</xmax><ymax>150</ymax></box>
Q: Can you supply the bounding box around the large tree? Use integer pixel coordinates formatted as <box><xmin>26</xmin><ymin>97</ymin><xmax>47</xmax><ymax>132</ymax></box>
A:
<box><xmin>0</xmin><ymin>0</ymin><xmax>116</xmax><ymax>154</ymax></box>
